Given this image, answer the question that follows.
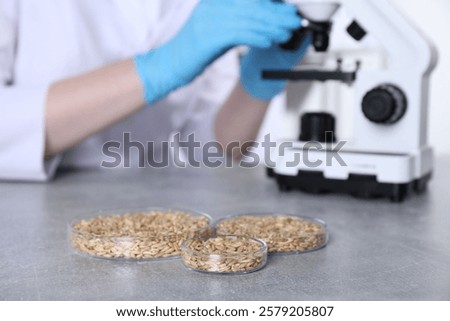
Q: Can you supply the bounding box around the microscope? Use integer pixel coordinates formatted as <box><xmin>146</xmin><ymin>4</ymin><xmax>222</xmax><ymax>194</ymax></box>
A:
<box><xmin>266</xmin><ymin>0</ymin><xmax>438</xmax><ymax>202</ymax></box>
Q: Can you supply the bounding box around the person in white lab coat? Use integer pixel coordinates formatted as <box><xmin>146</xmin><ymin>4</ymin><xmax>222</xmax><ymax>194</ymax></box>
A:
<box><xmin>0</xmin><ymin>0</ymin><xmax>310</xmax><ymax>181</ymax></box>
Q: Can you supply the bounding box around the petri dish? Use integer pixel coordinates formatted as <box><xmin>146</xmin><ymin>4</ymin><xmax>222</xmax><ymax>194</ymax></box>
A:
<box><xmin>182</xmin><ymin>235</ymin><xmax>268</xmax><ymax>274</ymax></box>
<box><xmin>70</xmin><ymin>207</ymin><xmax>213</xmax><ymax>261</ymax></box>
<box><xmin>215</xmin><ymin>214</ymin><xmax>328</xmax><ymax>254</ymax></box>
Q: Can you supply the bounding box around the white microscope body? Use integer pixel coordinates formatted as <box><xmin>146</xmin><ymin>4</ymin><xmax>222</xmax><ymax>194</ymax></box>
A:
<box><xmin>268</xmin><ymin>0</ymin><xmax>438</xmax><ymax>202</ymax></box>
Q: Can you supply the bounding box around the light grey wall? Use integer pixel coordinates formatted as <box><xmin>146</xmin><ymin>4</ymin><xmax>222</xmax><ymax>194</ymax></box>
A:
<box><xmin>392</xmin><ymin>0</ymin><xmax>450</xmax><ymax>154</ymax></box>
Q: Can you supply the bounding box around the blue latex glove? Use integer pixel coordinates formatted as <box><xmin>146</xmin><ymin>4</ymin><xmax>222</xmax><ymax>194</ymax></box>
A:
<box><xmin>134</xmin><ymin>0</ymin><xmax>302</xmax><ymax>104</ymax></box>
<box><xmin>240</xmin><ymin>33</ymin><xmax>312</xmax><ymax>101</ymax></box>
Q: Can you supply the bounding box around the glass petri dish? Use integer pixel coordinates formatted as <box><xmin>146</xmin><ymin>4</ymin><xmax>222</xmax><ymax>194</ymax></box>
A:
<box><xmin>70</xmin><ymin>207</ymin><xmax>213</xmax><ymax>261</ymax></box>
<box><xmin>182</xmin><ymin>235</ymin><xmax>268</xmax><ymax>274</ymax></box>
<box><xmin>214</xmin><ymin>214</ymin><xmax>328</xmax><ymax>254</ymax></box>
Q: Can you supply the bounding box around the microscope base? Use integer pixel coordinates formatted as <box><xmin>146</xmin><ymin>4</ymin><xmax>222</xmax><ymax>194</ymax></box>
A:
<box><xmin>268</xmin><ymin>169</ymin><xmax>431</xmax><ymax>203</ymax></box>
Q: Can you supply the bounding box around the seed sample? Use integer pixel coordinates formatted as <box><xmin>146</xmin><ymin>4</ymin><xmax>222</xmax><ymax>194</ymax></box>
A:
<box><xmin>215</xmin><ymin>215</ymin><xmax>328</xmax><ymax>254</ymax></box>
<box><xmin>182</xmin><ymin>236</ymin><xmax>267</xmax><ymax>274</ymax></box>
<box><xmin>71</xmin><ymin>209</ymin><xmax>212</xmax><ymax>260</ymax></box>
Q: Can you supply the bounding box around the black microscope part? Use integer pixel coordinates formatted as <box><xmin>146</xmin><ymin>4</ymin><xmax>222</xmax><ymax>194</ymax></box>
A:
<box><xmin>280</xmin><ymin>27</ymin><xmax>309</xmax><ymax>52</ymax></box>
<box><xmin>270</xmin><ymin>169</ymin><xmax>431</xmax><ymax>203</ymax></box>
<box><xmin>299</xmin><ymin>113</ymin><xmax>337</xmax><ymax>143</ymax></box>
<box><xmin>362</xmin><ymin>85</ymin><xmax>408</xmax><ymax>124</ymax></box>
<box><xmin>262</xmin><ymin>69</ymin><xmax>357</xmax><ymax>84</ymax></box>
<box><xmin>347</xmin><ymin>20</ymin><xmax>367</xmax><ymax>41</ymax></box>
<box><xmin>310</xmin><ymin>21</ymin><xmax>332</xmax><ymax>52</ymax></box>
<box><xmin>280</xmin><ymin>17</ymin><xmax>332</xmax><ymax>52</ymax></box>
<box><xmin>295</xmin><ymin>21</ymin><xmax>333</xmax><ymax>52</ymax></box>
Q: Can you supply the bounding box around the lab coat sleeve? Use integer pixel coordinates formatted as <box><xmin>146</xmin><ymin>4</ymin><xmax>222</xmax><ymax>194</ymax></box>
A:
<box><xmin>0</xmin><ymin>3</ymin><xmax>61</xmax><ymax>182</ymax></box>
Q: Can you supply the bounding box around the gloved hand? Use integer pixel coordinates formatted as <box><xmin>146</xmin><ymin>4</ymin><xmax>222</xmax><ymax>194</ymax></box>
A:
<box><xmin>240</xmin><ymin>33</ymin><xmax>312</xmax><ymax>101</ymax></box>
<box><xmin>134</xmin><ymin>0</ymin><xmax>302</xmax><ymax>104</ymax></box>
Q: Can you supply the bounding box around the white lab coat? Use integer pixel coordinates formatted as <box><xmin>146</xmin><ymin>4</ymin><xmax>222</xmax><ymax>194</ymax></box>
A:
<box><xmin>0</xmin><ymin>0</ymin><xmax>239</xmax><ymax>181</ymax></box>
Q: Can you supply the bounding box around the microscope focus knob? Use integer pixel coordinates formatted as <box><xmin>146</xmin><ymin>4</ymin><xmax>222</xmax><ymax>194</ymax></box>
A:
<box><xmin>362</xmin><ymin>85</ymin><xmax>407</xmax><ymax>124</ymax></box>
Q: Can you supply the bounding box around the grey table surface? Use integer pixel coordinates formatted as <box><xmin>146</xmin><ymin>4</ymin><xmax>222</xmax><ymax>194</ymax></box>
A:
<box><xmin>1</xmin><ymin>157</ymin><xmax>450</xmax><ymax>301</ymax></box>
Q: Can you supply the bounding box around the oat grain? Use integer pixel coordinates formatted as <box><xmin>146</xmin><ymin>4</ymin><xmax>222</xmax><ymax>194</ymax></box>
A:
<box><xmin>71</xmin><ymin>210</ymin><xmax>211</xmax><ymax>260</ymax></box>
